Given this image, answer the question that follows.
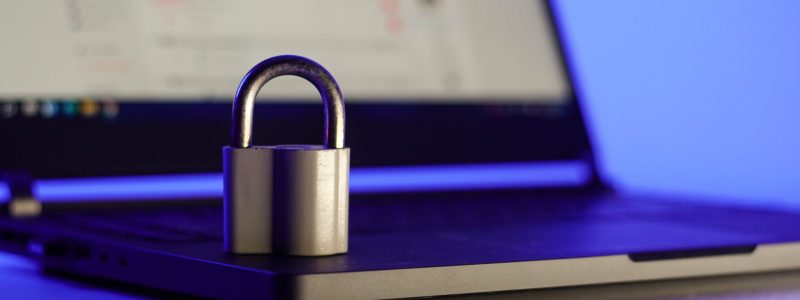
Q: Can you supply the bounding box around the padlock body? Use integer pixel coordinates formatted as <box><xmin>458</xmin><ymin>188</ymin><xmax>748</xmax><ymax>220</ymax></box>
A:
<box><xmin>223</xmin><ymin>146</ymin><xmax>274</xmax><ymax>254</ymax></box>
<box><xmin>223</xmin><ymin>145</ymin><xmax>349</xmax><ymax>256</ymax></box>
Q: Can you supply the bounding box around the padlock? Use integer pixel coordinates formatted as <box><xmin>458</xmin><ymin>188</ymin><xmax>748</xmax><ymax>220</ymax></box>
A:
<box><xmin>223</xmin><ymin>55</ymin><xmax>349</xmax><ymax>256</ymax></box>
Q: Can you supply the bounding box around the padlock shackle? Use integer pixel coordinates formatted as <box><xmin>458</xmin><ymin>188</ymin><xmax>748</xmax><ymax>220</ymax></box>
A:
<box><xmin>231</xmin><ymin>55</ymin><xmax>345</xmax><ymax>149</ymax></box>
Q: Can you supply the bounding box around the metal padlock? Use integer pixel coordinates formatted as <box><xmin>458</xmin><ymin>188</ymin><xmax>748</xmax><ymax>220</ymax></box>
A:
<box><xmin>223</xmin><ymin>55</ymin><xmax>349</xmax><ymax>256</ymax></box>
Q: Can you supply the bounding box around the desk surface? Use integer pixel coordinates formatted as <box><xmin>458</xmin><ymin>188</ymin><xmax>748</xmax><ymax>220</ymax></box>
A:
<box><xmin>4</xmin><ymin>250</ymin><xmax>800</xmax><ymax>299</ymax></box>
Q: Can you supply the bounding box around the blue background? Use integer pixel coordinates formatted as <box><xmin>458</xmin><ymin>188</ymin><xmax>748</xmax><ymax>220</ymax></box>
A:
<box><xmin>556</xmin><ymin>0</ymin><xmax>800</xmax><ymax>208</ymax></box>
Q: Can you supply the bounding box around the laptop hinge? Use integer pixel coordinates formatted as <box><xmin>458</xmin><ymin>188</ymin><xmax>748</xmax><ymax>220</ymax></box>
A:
<box><xmin>2</xmin><ymin>172</ymin><xmax>41</xmax><ymax>218</ymax></box>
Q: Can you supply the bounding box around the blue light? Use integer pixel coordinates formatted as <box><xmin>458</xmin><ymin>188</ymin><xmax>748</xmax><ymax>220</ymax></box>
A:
<box><xmin>555</xmin><ymin>0</ymin><xmax>800</xmax><ymax>206</ymax></box>
<box><xmin>351</xmin><ymin>161</ymin><xmax>589</xmax><ymax>193</ymax></box>
<box><xmin>0</xmin><ymin>161</ymin><xmax>589</xmax><ymax>202</ymax></box>
<box><xmin>35</xmin><ymin>174</ymin><xmax>222</xmax><ymax>202</ymax></box>
<box><xmin>0</xmin><ymin>185</ymin><xmax>8</xmax><ymax>202</ymax></box>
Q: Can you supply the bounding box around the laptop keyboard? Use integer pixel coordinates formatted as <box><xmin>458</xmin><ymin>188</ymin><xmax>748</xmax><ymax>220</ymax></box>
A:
<box><xmin>52</xmin><ymin>206</ymin><xmax>223</xmax><ymax>243</ymax></box>
<box><xmin>46</xmin><ymin>195</ymin><xmax>703</xmax><ymax>244</ymax></box>
<box><xmin>348</xmin><ymin>196</ymin><xmax>686</xmax><ymax>232</ymax></box>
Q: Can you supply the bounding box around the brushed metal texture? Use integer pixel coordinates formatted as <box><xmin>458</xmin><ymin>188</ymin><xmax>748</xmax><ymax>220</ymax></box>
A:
<box><xmin>224</xmin><ymin>55</ymin><xmax>349</xmax><ymax>256</ymax></box>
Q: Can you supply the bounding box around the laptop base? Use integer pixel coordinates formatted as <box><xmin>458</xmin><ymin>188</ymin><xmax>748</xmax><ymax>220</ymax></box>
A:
<box><xmin>2</xmin><ymin>190</ymin><xmax>800</xmax><ymax>299</ymax></box>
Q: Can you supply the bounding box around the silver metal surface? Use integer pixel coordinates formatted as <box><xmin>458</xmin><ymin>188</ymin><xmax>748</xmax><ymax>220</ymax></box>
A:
<box><xmin>9</xmin><ymin>197</ymin><xmax>41</xmax><ymax>218</ymax></box>
<box><xmin>290</xmin><ymin>242</ymin><xmax>800</xmax><ymax>300</ymax></box>
<box><xmin>270</xmin><ymin>145</ymin><xmax>349</xmax><ymax>255</ymax></box>
<box><xmin>224</xmin><ymin>145</ymin><xmax>349</xmax><ymax>255</ymax></box>
<box><xmin>224</xmin><ymin>55</ymin><xmax>349</xmax><ymax>256</ymax></box>
<box><xmin>231</xmin><ymin>55</ymin><xmax>345</xmax><ymax>149</ymax></box>
<box><xmin>455</xmin><ymin>268</ymin><xmax>800</xmax><ymax>300</ymax></box>
<box><xmin>223</xmin><ymin>146</ymin><xmax>274</xmax><ymax>254</ymax></box>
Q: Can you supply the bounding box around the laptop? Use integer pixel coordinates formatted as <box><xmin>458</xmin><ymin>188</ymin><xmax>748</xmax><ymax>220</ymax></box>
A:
<box><xmin>2</xmin><ymin>0</ymin><xmax>800</xmax><ymax>298</ymax></box>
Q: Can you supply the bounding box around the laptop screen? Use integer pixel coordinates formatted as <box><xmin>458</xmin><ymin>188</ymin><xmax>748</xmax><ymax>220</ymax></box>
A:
<box><xmin>0</xmin><ymin>0</ymin><xmax>593</xmax><ymax>179</ymax></box>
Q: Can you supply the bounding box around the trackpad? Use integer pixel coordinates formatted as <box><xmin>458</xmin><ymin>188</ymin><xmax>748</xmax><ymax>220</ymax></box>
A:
<box><xmin>470</xmin><ymin>220</ymin><xmax>764</xmax><ymax>260</ymax></box>
<box><xmin>348</xmin><ymin>219</ymin><xmax>766</xmax><ymax>270</ymax></box>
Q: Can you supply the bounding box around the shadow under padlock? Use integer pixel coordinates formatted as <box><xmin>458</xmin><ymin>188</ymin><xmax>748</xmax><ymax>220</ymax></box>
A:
<box><xmin>223</xmin><ymin>55</ymin><xmax>349</xmax><ymax>256</ymax></box>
